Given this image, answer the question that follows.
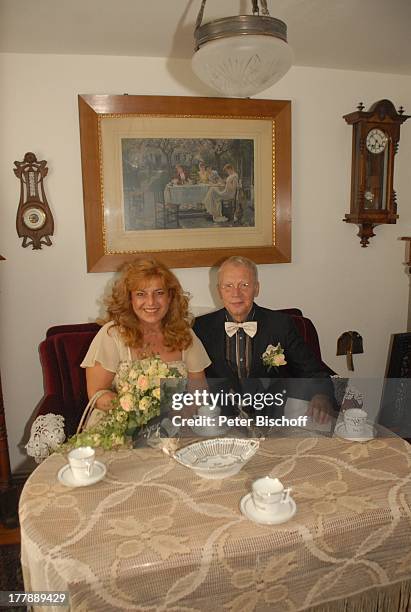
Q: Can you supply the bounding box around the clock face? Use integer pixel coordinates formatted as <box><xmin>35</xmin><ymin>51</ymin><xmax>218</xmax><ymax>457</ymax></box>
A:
<box><xmin>22</xmin><ymin>206</ymin><xmax>47</xmax><ymax>230</ymax></box>
<box><xmin>366</xmin><ymin>128</ymin><xmax>388</xmax><ymax>154</ymax></box>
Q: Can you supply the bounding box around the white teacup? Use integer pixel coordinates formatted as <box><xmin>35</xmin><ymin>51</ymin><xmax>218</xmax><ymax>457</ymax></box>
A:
<box><xmin>344</xmin><ymin>408</ymin><xmax>367</xmax><ymax>436</ymax></box>
<box><xmin>68</xmin><ymin>446</ymin><xmax>95</xmax><ymax>482</ymax></box>
<box><xmin>252</xmin><ymin>477</ymin><xmax>291</xmax><ymax>513</ymax></box>
<box><xmin>197</xmin><ymin>404</ymin><xmax>221</xmax><ymax>419</ymax></box>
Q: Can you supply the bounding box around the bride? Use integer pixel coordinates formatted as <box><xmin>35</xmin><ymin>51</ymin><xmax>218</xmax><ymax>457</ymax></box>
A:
<box><xmin>81</xmin><ymin>258</ymin><xmax>210</xmax><ymax>413</ymax></box>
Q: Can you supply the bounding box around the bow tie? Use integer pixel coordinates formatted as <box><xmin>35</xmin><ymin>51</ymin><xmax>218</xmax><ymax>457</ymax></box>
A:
<box><xmin>224</xmin><ymin>321</ymin><xmax>257</xmax><ymax>338</ymax></box>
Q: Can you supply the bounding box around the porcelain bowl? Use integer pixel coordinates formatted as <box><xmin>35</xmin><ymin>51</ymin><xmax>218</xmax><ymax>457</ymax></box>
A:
<box><xmin>173</xmin><ymin>438</ymin><xmax>259</xmax><ymax>479</ymax></box>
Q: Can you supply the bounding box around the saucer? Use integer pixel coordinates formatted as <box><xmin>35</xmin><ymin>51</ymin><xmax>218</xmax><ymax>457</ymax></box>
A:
<box><xmin>58</xmin><ymin>461</ymin><xmax>106</xmax><ymax>487</ymax></box>
<box><xmin>335</xmin><ymin>422</ymin><xmax>375</xmax><ymax>442</ymax></box>
<box><xmin>240</xmin><ymin>493</ymin><xmax>297</xmax><ymax>525</ymax></box>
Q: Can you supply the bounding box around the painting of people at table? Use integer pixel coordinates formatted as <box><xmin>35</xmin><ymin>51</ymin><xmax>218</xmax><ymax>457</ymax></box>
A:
<box><xmin>204</xmin><ymin>164</ymin><xmax>239</xmax><ymax>223</ymax></box>
<box><xmin>197</xmin><ymin>161</ymin><xmax>209</xmax><ymax>183</ymax></box>
<box><xmin>121</xmin><ymin>136</ymin><xmax>254</xmax><ymax>231</ymax></box>
<box><xmin>172</xmin><ymin>164</ymin><xmax>191</xmax><ymax>185</ymax></box>
<box><xmin>197</xmin><ymin>162</ymin><xmax>221</xmax><ymax>185</ymax></box>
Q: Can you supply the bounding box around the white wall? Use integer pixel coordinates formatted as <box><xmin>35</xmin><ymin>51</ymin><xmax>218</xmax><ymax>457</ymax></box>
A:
<box><xmin>1</xmin><ymin>53</ymin><xmax>411</xmax><ymax>472</ymax></box>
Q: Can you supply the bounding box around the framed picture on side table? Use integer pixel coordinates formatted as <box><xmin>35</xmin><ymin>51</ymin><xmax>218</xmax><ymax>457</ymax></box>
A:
<box><xmin>78</xmin><ymin>94</ymin><xmax>291</xmax><ymax>272</ymax></box>
<box><xmin>379</xmin><ymin>332</ymin><xmax>411</xmax><ymax>440</ymax></box>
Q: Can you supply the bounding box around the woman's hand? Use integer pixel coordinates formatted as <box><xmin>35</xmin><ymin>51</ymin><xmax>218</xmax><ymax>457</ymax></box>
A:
<box><xmin>94</xmin><ymin>391</ymin><xmax>117</xmax><ymax>411</ymax></box>
<box><xmin>86</xmin><ymin>363</ymin><xmax>117</xmax><ymax>411</ymax></box>
<box><xmin>183</xmin><ymin>371</ymin><xmax>208</xmax><ymax>417</ymax></box>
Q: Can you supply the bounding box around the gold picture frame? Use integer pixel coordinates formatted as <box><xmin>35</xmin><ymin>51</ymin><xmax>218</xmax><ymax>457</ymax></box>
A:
<box><xmin>78</xmin><ymin>94</ymin><xmax>291</xmax><ymax>272</ymax></box>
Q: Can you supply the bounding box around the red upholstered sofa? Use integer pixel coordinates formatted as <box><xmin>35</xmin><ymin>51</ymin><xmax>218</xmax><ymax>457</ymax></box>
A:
<box><xmin>34</xmin><ymin>310</ymin><xmax>334</xmax><ymax>437</ymax></box>
<box><xmin>37</xmin><ymin>323</ymin><xmax>101</xmax><ymax>437</ymax></box>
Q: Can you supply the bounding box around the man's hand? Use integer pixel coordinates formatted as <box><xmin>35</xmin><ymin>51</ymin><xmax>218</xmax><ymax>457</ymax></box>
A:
<box><xmin>306</xmin><ymin>394</ymin><xmax>333</xmax><ymax>424</ymax></box>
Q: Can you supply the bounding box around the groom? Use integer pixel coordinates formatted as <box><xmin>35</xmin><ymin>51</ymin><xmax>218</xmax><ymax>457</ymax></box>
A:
<box><xmin>193</xmin><ymin>256</ymin><xmax>334</xmax><ymax>423</ymax></box>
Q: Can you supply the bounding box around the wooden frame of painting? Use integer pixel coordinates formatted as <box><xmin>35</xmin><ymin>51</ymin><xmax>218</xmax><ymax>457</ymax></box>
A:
<box><xmin>78</xmin><ymin>94</ymin><xmax>291</xmax><ymax>272</ymax></box>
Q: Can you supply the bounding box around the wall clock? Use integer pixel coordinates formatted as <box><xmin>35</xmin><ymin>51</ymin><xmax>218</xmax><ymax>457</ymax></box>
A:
<box><xmin>343</xmin><ymin>99</ymin><xmax>409</xmax><ymax>247</ymax></box>
<box><xmin>13</xmin><ymin>152</ymin><xmax>54</xmax><ymax>249</ymax></box>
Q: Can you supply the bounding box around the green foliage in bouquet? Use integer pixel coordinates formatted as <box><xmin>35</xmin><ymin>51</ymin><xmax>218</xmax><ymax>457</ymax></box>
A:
<box><xmin>62</xmin><ymin>357</ymin><xmax>184</xmax><ymax>451</ymax></box>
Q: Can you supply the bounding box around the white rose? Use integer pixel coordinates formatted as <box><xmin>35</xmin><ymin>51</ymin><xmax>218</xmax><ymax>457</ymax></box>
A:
<box><xmin>120</xmin><ymin>393</ymin><xmax>134</xmax><ymax>412</ymax></box>
<box><xmin>147</xmin><ymin>363</ymin><xmax>158</xmax><ymax>376</ymax></box>
<box><xmin>158</xmin><ymin>364</ymin><xmax>169</xmax><ymax>377</ymax></box>
<box><xmin>139</xmin><ymin>397</ymin><xmax>151</xmax><ymax>412</ymax></box>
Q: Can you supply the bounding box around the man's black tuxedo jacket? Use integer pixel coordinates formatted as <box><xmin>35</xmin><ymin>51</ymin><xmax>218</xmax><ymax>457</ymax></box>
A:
<box><xmin>193</xmin><ymin>304</ymin><xmax>332</xmax><ymax>405</ymax></box>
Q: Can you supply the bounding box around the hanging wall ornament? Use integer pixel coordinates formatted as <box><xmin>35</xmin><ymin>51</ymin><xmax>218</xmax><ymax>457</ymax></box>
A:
<box><xmin>343</xmin><ymin>100</ymin><xmax>409</xmax><ymax>247</ymax></box>
<box><xmin>13</xmin><ymin>152</ymin><xmax>54</xmax><ymax>249</ymax></box>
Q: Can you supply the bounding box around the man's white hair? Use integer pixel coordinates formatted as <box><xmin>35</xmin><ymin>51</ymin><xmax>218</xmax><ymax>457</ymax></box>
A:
<box><xmin>217</xmin><ymin>256</ymin><xmax>258</xmax><ymax>284</ymax></box>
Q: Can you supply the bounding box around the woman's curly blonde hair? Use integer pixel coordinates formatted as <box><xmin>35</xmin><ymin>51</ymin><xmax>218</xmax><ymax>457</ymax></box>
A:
<box><xmin>105</xmin><ymin>259</ymin><xmax>193</xmax><ymax>351</ymax></box>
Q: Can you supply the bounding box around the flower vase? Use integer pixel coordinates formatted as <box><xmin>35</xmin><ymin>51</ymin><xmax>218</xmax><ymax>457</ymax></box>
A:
<box><xmin>131</xmin><ymin>416</ymin><xmax>161</xmax><ymax>448</ymax></box>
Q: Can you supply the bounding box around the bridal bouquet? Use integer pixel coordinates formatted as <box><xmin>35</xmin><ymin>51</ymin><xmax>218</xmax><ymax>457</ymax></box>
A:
<box><xmin>63</xmin><ymin>357</ymin><xmax>184</xmax><ymax>451</ymax></box>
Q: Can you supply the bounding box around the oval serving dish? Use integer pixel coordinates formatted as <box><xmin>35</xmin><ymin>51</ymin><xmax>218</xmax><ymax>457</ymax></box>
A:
<box><xmin>173</xmin><ymin>438</ymin><xmax>259</xmax><ymax>479</ymax></box>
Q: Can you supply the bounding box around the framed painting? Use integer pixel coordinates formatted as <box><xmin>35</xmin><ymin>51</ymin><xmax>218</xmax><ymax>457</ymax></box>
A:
<box><xmin>78</xmin><ymin>94</ymin><xmax>291</xmax><ymax>271</ymax></box>
<box><xmin>379</xmin><ymin>333</ymin><xmax>411</xmax><ymax>440</ymax></box>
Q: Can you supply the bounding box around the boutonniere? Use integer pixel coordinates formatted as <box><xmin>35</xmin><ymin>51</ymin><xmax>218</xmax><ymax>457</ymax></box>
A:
<box><xmin>262</xmin><ymin>343</ymin><xmax>287</xmax><ymax>371</ymax></box>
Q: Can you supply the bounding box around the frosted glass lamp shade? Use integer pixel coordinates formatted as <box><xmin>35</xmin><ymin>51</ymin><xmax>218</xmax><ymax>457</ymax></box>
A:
<box><xmin>192</xmin><ymin>34</ymin><xmax>293</xmax><ymax>97</ymax></box>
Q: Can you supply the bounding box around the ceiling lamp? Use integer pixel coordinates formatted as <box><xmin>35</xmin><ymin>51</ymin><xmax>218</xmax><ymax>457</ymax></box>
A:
<box><xmin>192</xmin><ymin>0</ymin><xmax>293</xmax><ymax>98</ymax></box>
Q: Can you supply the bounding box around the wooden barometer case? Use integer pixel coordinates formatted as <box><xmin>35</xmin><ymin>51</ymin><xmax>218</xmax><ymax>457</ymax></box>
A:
<box><xmin>343</xmin><ymin>99</ymin><xmax>409</xmax><ymax>247</ymax></box>
<box><xmin>14</xmin><ymin>152</ymin><xmax>54</xmax><ymax>249</ymax></box>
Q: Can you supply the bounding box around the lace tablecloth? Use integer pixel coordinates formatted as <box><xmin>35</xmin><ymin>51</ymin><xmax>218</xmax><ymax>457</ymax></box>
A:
<box><xmin>164</xmin><ymin>184</ymin><xmax>210</xmax><ymax>206</ymax></box>
<box><xmin>19</xmin><ymin>433</ymin><xmax>411</xmax><ymax>611</ymax></box>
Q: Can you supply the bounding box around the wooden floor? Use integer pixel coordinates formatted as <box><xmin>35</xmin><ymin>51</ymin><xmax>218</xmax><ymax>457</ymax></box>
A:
<box><xmin>0</xmin><ymin>525</ymin><xmax>24</xmax><ymax>600</ymax></box>
<box><xmin>0</xmin><ymin>480</ymin><xmax>24</xmax><ymax>544</ymax></box>
<box><xmin>0</xmin><ymin>483</ymin><xmax>24</xmax><ymax>595</ymax></box>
